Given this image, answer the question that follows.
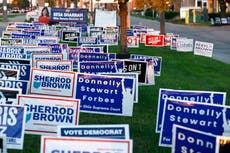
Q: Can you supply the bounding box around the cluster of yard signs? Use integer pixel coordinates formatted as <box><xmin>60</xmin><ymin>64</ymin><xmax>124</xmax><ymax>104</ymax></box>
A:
<box><xmin>0</xmin><ymin>7</ymin><xmax>166</xmax><ymax>153</ymax></box>
<box><xmin>156</xmin><ymin>88</ymin><xmax>230</xmax><ymax>153</ymax></box>
<box><xmin>127</xmin><ymin>25</ymin><xmax>214</xmax><ymax>58</ymax></box>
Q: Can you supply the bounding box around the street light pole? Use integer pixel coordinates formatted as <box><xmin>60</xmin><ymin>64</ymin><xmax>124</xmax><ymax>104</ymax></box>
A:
<box><xmin>2</xmin><ymin>0</ymin><xmax>8</xmax><ymax>22</ymax></box>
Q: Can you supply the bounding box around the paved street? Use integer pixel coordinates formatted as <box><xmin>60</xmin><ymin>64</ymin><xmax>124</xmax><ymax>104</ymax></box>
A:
<box><xmin>130</xmin><ymin>16</ymin><xmax>230</xmax><ymax>64</ymax></box>
<box><xmin>0</xmin><ymin>15</ymin><xmax>229</xmax><ymax>64</ymax></box>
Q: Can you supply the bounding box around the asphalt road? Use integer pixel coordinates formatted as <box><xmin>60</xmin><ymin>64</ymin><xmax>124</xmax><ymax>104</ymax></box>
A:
<box><xmin>130</xmin><ymin>16</ymin><xmax>230</xmax><ymax>64</ymax></box>
<box><xmin>0</xmin><ymin>15</ymin><xmax>229</xmax><ymax>64</ymax></box>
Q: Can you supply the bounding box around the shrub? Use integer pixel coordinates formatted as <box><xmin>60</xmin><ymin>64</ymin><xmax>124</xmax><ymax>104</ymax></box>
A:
<box><xmin>165</xmin><ymin>11</ymin><xmax>180</xmax><ymax>20</ymax></box>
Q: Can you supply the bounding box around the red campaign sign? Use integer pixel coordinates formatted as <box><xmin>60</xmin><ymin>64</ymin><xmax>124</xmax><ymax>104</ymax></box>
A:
<box><xmin>145</xmin><ymin>35</ymin><xmax>165</xmax><ymax>47</ymax></box>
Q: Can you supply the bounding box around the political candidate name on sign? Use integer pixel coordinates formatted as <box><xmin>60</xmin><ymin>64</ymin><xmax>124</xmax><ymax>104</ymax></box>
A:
<box><xmin>11</xmin><ymin>33</ymin><xmax>33</xmax><ymax>39</ymax></box>
<box><xmin>37</xmin><ymin>36</ymin><xmax>59</xmax><ymax>44</ymax></box>
<box><xmin>122</xmin><ymin>60</ymin><xmax>147</xmax><ymax>84</ymax></box>
<box><xmin>159</xmin><ymin>98</ymin><xmax>230</xmax><ymax>147</ymax></box>
<box><xmin>99</xmin><ymin>34</ymin><xmax>118</xmax><ymax>46</ymax></box>
<box><xmin>24</xmin><ymin>46</ymin><xmax>51</xmax><ymax>59</ymax></box>
<box><xmin>41</xmin><ymin>137</ymin><xmax>132</xmax><ymax>153</ymax></box>
<box><xmin>78</xmin><ymin>36</ymin><xmax>98</xmax><ymax>46</ymax></box>
<box><xmin>61</xmin><ymin>31</ymin><xmax>80</xmax><ymax>42</ymax></box>
<box><xmin>79</xmin><ymin>61</ymin><xmax>124</xmax><ymax>74</ymax></box>
<box><xmin>0</xmin><ymin>46</ymin><xmax>24</xmax><ymax>54</ymax></box>
<box><xmin>79</xmin><ymin>52</ymin><xmax>116</xmax><ymax>62</ymax></box>
<box><xmin>176</xmin><ymin>38</ymin><xmax>194</xmax><ymax>52</ymax></box>
<box><xmin>0</xmin><ymin>63</ymin><xmax>31</xmax><ymax>81</ymax></box>
<box><xmin>18</xmin><ymin>95</ymin><xmax>80</xmax><ymax>135</ymax></box>
<box><xmin>0</xmin><ymin>38</ymin><xmax>23</xmax><ymax>45</ymax></box>
<box><xmin>145</xmin><ymin>35</ymin><xmax>164</xmax><ymax>47</ymax></box>
<box><xmin>50</xmin><ymin>8</ymin><xmax>87</xmax><ymax>23</ymax></box>
<box><xmin>32</xmin><ymin>53</ymin><xmax>63</xmax><ymax>68</ymax></box>
<box><xmin>0</xmin><ymin>104</ymin><xmax>26</xmax><ymax>149</ymax></box>
<box><xmin>130</xmin><ymin>54</ymin><xmax>162</xmax><ymax>76</ymax></box>
<box><xmin>194</xmin><ymin>41</ymin><xmax>214</xmax><ymax>58</ymax></box>
<box><xmin>156</xmin><ymin>88</ymin><xmax>226</xmax><ymax>133</ymax></box>
<box><xmin>0</xmin><ymin>80</ymin><xmax>28</xmax><ymax>94</ymax></box>
<box><xmin>0</xmin><ymin>52</ymin><xmax>26</xmax><ymax>59</ymax></box>
<box><xmin>36</xmin><ymin>60</ymin><xmax>73</xmax><ymax>71</ymax></box>
<box><xmin>82</xmin><ymin>44</ymin><xmax>108</xmax><ymax>53</ymax></box>
<box><xmin>172</xmin><ymin>125</ymin><xmax>216</xmax><ymax>153</ymax></box>
<box><xmin>75</xmin><ymin>73</ymin><xmax>134</xmax><ymax>116</ymax></box>
<box><xmin>30</xmin><ymin>68</ymin><xmax>76</xmax><ymax>98</ymax></box>
<box><xmin>57</xmin><ymin>124</ymin><xmax>130</xmax><ymax>140</ymax></box>
<box><xmin>101</xmin><ymin>72</ymin><xmax>138</xmax><ymax>103</ymax></box>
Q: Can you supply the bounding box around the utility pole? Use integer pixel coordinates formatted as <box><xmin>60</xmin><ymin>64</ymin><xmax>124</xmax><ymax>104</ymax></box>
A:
<box><xmin>2</xmin><ymin>0</ymin><xmax>8</xmax><ymax>22</ymax></box>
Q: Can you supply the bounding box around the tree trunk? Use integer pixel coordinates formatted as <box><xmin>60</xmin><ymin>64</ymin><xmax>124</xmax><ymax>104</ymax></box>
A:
<box><xmin>160</xmin><ymin>12</ymin><xmax>165</xmax><ymax>35</ymax></box>
<box><xmin>119</xmin><ymin>2</ymin><xmax>128</xmax><ymax>55</ymax></box>
<box><xmin>219</xmin><ymin>0</ymin><xmax>227</xmax><ymax>18</ymax></box>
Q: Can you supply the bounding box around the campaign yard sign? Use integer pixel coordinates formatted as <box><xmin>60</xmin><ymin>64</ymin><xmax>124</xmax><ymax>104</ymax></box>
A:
<box><xmin>0</xmin><ymin>68</ymin><xmax>19</xmax><ymax>80</ymax></box>
<box><xmin>176</xmin><ymin>38</ymin><xmax>194</xmax><ymax>52</ymax></box>
<box><xmin>159</xmin><ymin>99</ymin><xmax>230</xmax><ymax>147</ymax></box>
<box><xmin>79</xmin><ymin>52</ymin><xmax>116</xmax><ymax>62</ymax></box>
<box><xmin>41</xmin><ymin>137</ymin><xmax>133</xmax><ymax>153</ymax></box>
<box><xmin>0</xmin><ymin>87</ymin><xmax>22</xmax><ymax>105</ymax></box>
<box><xmin>101</xmin><ymin>73</ymin><xmax>138</xmax><ymax>103</ymax></box>
<box><xmin>31</xmin><ymin>53</ymin><xmax>63</xmax><ymax>67</ymax></box>
<box><xmin>127</xmin><ymin>36</ymin><xmax>139</xmax><ymax>48</ymax></box>
<box><xmin>0</xmin><ymin>63</ymin><xmax>31</xmax><ymax>81</ymax></box>
<box><xmin>79</xmin><ymin>61</ymin><xmax>124</xmax><ymax>74</ymax></box>
<box><xmin>99</xmin><ymin>33</ymin><xmax>118</xmax><ymax>46</ymax></box>
<box><xmin>78</xmin><ymin>36</ymin><xmax>98</xmax><ymax>46</ymax></box>
<box><xmin>82</xmin><ymin>44</ymin><xmax>108</xmax><ymax>53</ymax></box>
<box><xmin>0</xmin><ymin>104</ymin><xmax>26</xmax><ymax>149</ymax></box>
<box><xmin>0</xmin><ymin>38</ymin><xmax>23</xmax><ymax>45</ymax></box>
<box><xmin>122</xmin><ymin>60</ymin><xmax>147</xmax><ymax>84</ymax></box>
<box><xmin>130</xmin><ymin>54</ymin><xmax>162</xmax><ymax>76</ymax></box>
<box><xmin>194</xmin><ymin>41</ymin><xmax>214</xmax><ymax>58</ymax></box>
<box><xmin>61</xmin><ymin>31</ymin><xmax>80</xmax><ymax>43</ymax></box>
<box><xmin>172</xmin><ymin>125</ymin><xmax>217</xmax><ymax>153</ymax></box>
<box><xmin>75</xmin><ymin>73</ymin><xmax>135</xmax><ymax>116</ymax></box>
<box><xmin>24</xmin><ymin>46</ymin><xmax>51</xmax><ymax>59</ymax></box>
<box><xmin>30</xmin><ymin>69</ymin><xmax>76</xmax><ymax>98</ymax></box>
<box><xmin>156</xmin><ymin>88</ymin><xmax>226</xmax><ymax>133</ymax></box>
<box><xmin>0</xmin><ymin>80</ymin><xmax>28</xmax><ymax>94</ymax></box>
<box><xmin>50</xmin><ymin>8</ymin><xmax>87</xmax><ymax>24</ymax></box>
<box><xmin>37</xmin><ymin>36</ymin><xmax>59</xmax><ymax>44</ymax></box>
<box><xmin>145</xmin><ymin>35</ymin><xmax>164</xmax><ymax>47</ymax></box>
<box><xmin>0</xmin><ymin>46</ymin><xmax>24</xmax><ymax>54</ymax></box>
<box><xmin>57</xmin><ymin>124</ymin><xmax>130</xmax><ymax>139</ymax></box>
<box><xmin>18</xmin><ymin>95</ymin><xmax>80</xmax><ymax>135</ymax></box>
<box><xmin>36</xmin><ymin>60</ymin><xmax>72</xmax><ymax>71</ymax></box>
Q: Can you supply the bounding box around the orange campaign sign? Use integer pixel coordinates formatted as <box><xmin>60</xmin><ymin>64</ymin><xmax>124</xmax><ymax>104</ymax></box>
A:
<box><xmin>145</xmin><ymin>35</ymin><xmax>165</xmax><ymax>47</ymax></box>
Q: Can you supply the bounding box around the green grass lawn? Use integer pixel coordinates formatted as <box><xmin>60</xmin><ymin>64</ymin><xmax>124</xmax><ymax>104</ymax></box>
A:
<box><xmin>8</xmin><ymin>44</ymin><xmax>230</xmax><ymax>153</ymax></box>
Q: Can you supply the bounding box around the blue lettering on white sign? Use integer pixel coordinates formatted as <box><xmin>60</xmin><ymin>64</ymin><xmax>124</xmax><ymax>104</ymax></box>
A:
<box><xmin>33</xmin><ymin>75</ymin><xmax>71</xmax><ymax>89</ymax></box>
<box><xmin>25</xmin><ymin>104</ymin><xmax>74</xmax><ymax>123</ymax></box>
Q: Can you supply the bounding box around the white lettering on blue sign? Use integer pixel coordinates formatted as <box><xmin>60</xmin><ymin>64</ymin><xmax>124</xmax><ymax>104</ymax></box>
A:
<box><xmin>0</xmin><ymin>107</ymin><xmax>17</xmax><ymax>126</ymax></box>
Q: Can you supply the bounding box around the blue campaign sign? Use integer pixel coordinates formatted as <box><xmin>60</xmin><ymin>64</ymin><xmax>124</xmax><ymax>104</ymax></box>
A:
<box><xmin>79</xmin><ymin>52</ymin><xmax>116</xmax><ymax>62</ymax></box>
<box><xmin>11</xmin><ymin>33</ymin><xmax>35</xmax><ymax>39</ymax></box>
<box><xmin>75</xmin><ymin>73</ymin><xmax>135</xmax><ymax>116</ymax></box>
<box><xmin>38</xmin><ymin>43</ymin><xmax>62</xmax><ymax>54</ymax></box>
<box><xmin>171</xmin><ymin>37</ymin><xmax>177</xmax><ymax>50</ymax></box>
<box><xmin>0</xmin><ymin>46</ymin><xmax>25</xmax><ymax>54</ymax></box>
<box><xmin>0</xmin><ymin>51</ymin><xmax>27</xmax><ymax>59</ymax></box>
<box><xmin>159</xmin><ymin>98</ymin><xmax>230</xmax><ymax>147</ymax></box>
<box><xmin>130</xmin><ymin>54</ymin><xmax>162</xmax><ymax>76</ymax></box>
<box><xmin>79</xmin><ymin>61</ymin><xmax>124</xmax><ymax>74</ymax></box>
<box><xmin>0</xmin><ymin>63</ymin><xmax>31</xmax><ymax>81</ymax></box>
<box><xmin>0</xmin><ymin>104</ymin><xmax>26</xmax><ymax>149</ymax></box>
<box><xmin>127</xmin><ymin>29</ymin><xmax>134</xmax><ymax>36</ymax></box>
<box><xmin>172</xmin><ymin>125</ymin><xmax>216</xmax><ymax>153</ymax></box>
<box><xmin>0</xmin><ymin>80</ymin><xmax>28</xmax><ymax>94</ymax></box>
<box><xmin>99</xmin><ymin>34</ymin><xmax>118</xmax><ymax>46</ymax></box>
<box><xmin>58</xmin><ymin>124</ymin><xmax>129</xmax><ymax>139</ymax></box>
<box><xmin>78</xmin><ymin>36</ymin><xmax>98</xmax><ymax>46</ymax></box>
<box><xmin>156</xmin><ymin>88</ymin><xmax>226</xmax><ymax>133</ymax></box>
<box><xmin>50</xmin><ymin>8</ymin><xmax>87</xmax><ymax>24</ymax></box>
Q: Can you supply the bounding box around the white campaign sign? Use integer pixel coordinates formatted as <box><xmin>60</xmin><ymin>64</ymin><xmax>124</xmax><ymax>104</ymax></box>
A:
<box><xmin>41</xmin><ymin>137</ymin><xmax>133</xmax><ymax>153</ymax></box>
<box><xmin>194</xmin><ymin>41</ymin><xmax>214</xmax><ymax>57</ymax></box>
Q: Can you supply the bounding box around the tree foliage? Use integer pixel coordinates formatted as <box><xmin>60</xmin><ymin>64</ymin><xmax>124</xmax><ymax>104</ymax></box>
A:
<box><xmin>135</xmin><ymin>0</ymin><xmax>173</xmax><ymax>13</ymax></box>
